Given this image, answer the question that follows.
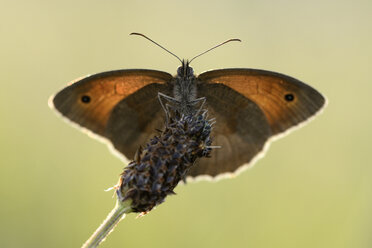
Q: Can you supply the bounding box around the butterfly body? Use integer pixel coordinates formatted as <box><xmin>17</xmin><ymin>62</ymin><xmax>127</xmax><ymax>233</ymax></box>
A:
<box><xmin>167</xmin><ymin>60</ymin><xmax>199</xmax><ymax>116</ymax></box>
<box><xmin>50</xmin><ymin>64</ymin><xmax>326</xmax><ymax>181</ymax></box>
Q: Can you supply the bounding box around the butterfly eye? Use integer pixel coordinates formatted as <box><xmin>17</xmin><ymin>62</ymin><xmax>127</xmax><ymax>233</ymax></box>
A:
<box><xmin>284</xmin><ymin>93</ymin><xmax>295</xmax><ymax>102</ymax></box>
<box><xmin>81</xmin><ymin>95</ymin><xmax>91</xmax><ymax>103</ymax></box>
<box><xmin>177</xmin><ymin>66</ymin><xmax>182</xmax><ymax>75</ymax></box>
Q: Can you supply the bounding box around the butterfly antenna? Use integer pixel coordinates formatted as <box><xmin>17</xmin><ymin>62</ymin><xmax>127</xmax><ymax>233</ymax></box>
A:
<box><xmin>189</xmin><ymin>38</ymin><xmax>241</xmax><ymax>64</ymax></box>
<box><xmin>130</xmin><ymin>32</ymin><xmax>183</xmax><ymax>64</ymax></box>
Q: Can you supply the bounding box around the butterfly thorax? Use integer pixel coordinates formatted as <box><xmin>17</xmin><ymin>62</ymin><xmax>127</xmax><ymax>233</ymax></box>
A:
<box><xmin>172</xmin><ymin>60</ymin><xmax>197</xmax><ymax>115</ymax></box>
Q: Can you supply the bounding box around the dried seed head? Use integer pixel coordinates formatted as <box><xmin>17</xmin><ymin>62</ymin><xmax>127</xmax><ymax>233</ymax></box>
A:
<box><xmin>117</xmin><ymin>112</ymin><xmax>212</xmax><ymax>213</ymax></box>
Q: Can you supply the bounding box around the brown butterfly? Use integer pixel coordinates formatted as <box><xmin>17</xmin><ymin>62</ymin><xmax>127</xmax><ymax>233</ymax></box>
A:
<box><xmin>49</xmin><ymin>33</ymin><xmax>326</xmax><ymax>181</ymax></box>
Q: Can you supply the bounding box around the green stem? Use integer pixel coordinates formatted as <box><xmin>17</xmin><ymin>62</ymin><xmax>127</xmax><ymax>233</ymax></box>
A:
<box><xmin>82</xmin><ymin>200</ymin><xmax>132</xmax><ymax>248</ymax></box>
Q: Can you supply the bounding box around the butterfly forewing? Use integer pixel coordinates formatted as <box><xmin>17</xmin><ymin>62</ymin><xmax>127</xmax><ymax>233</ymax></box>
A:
<box><xmin>51</xmin><ymin>69</ymin><xmax>173</xmax><ymax>160</ymax></box>
<box><xmin>197</xmin><ymin>69</ymin><xmax>326</xmax><ymax>135</ymax></box>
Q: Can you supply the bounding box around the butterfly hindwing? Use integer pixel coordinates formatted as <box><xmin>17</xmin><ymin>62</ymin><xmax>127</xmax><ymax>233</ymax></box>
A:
<box><xmin>105</xmin><ymin>83</ymin><xmax>172</xmax><ymax>159</ymax></box>
<box><xmin>188</xmin><ymin>83</ymin><xmax>272</xmax><ymax>178</ymax></box>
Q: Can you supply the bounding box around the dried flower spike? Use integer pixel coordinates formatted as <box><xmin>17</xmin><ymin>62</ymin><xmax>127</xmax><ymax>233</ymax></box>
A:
<box><xmin>118</xmin><ymin>111</ymin><xmax>212</xmax><ymax>213</ymax></box>
<box><xmin>82</xmin><ymin>110</ymin><xmax>213</xmax><ymax>248</ymax></box>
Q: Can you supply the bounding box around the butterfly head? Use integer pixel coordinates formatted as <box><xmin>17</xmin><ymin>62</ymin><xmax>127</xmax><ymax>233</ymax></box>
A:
<box><xmin>177</xmin><ymin>60</ymin><xmax>194</xmax><ymax>79</ymax></box>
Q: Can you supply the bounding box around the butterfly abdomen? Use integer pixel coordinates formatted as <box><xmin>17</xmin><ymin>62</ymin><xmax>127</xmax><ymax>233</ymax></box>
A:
<box><xmin>172</xmin><ymin>75</ymin><xmax>198</xmax><ymax>115</ymax></box>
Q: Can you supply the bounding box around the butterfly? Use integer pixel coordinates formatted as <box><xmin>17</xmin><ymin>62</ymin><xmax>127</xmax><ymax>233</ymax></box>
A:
<box><xmin>49</xmin><ymin>33</ymin><xmax>326</xmax><ymax>181</ymax></box>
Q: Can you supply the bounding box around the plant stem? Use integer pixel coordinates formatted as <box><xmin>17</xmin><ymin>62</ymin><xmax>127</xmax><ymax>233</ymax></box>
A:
<box><xmin>82</xmin><ymin>199</ymin><xmax>132</xmax><ymax>248</ymax></box>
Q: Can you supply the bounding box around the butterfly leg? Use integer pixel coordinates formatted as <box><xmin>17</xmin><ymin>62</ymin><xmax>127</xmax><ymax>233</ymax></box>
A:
<box><xmin>158</xmin><ymin>92</ymin><xmax>179</xmax><ymax>103</ymax></box>
<box><xmin>165</xmin><ymin>103</ymin><xmax>178</xmax><ymax>124</ymax></box>
<box><xmin>190</xmin><ymin>97</ymin><xmax>206</xmax><ymax>117</ymax></box>
<box><xmin>158</xmin><ymin>93</ymin><xmax>170</xmax><ymax>124</ymax></box>
<box><xmin>158</xmin><ymin>92</ymin><xmax>179</xmax><ymax>124</ymax></box>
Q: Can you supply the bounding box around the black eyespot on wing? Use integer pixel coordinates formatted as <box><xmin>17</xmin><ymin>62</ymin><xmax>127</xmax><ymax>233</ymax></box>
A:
<box><xmin>284</xmin><ymin>93</ymin><xmax>294</xmax><ymax>102</ymax></box>
<box><xmin>81</xmin><ymin>95</ymin><xmax>91</xmax><ymax>103</ymax></box>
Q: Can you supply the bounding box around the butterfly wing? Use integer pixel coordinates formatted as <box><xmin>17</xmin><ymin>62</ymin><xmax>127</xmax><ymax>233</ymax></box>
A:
<box><xmin>50</xmin><ymin>69</ymin><xmax>173</xmax><ymax>160</ymax></box>
<box><xmin>188</xmin><ymin>83</ymin><xmax>272</xmax><ymax>178</ymax></box>
<box><xmin>188</xmin><ymin>68</ymin><xmax>326</xmax><ymax>180</ymax></box>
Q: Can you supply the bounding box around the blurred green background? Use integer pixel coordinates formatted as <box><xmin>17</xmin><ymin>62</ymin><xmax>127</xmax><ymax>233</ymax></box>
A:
<box><xmin>1</xmin><ymin>0</ymin><xmax>371</xmax><ymax>247</ymax></box>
